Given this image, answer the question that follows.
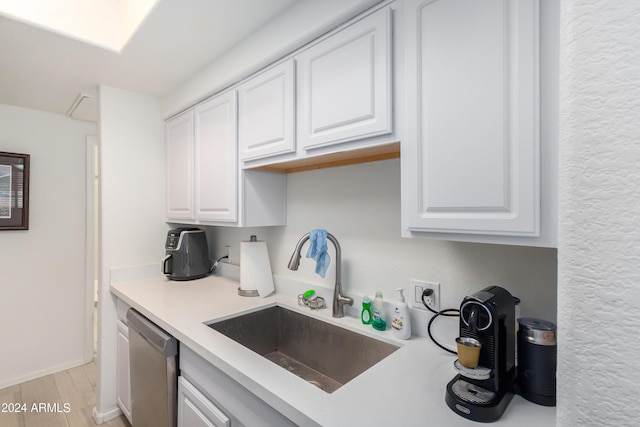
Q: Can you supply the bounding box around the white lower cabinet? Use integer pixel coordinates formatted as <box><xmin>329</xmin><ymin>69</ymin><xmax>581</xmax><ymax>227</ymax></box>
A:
<box><xmin>178</xmin><ymin>376</ymin><xmax>230</xmax><ymax>427</ymax></box>
<box><xmin>116</xmin><ymin>320</ymin><xmax>131</xmax><ymax>422</ymax></box>
<box><xmin>179</xmin><ymin>344</ymin><xmax>298</xmax><ymax>427</ymax></box>
<box><xmin>115</xmin><ymin>298</ymin><xmax>132</xmax><ymax>424</ymax></box>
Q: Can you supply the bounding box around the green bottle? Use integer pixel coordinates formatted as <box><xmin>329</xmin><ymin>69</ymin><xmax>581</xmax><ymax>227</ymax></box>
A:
<box><xmin>361</xmin><ymin>295</ymin><xmax>373</xmax><ymax>324</ymax></box>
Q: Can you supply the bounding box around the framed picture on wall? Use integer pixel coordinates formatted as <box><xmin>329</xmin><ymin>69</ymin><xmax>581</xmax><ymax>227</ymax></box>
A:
<box><xmin>0</xmin><ymin>151</ymin><xmax>30</xmax><ymax>230</ymax></box>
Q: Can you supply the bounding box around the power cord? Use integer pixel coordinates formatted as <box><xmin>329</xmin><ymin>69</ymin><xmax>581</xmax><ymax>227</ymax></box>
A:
<box><xmin>210</xmin><ymin>255</ymin><xmax>229</xmax><ymax>273</ymax></box>
<box><xmin>422</xmin><ymin>288</ymin><xmax>459</xmax><ymax>355</ymax></box>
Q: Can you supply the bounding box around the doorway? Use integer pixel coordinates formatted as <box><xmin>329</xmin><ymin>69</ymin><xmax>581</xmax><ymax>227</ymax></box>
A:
<box><xmin>85</xmin><ymin>134</ymin><xmax>99</xmax><ymax>361</ymax></box>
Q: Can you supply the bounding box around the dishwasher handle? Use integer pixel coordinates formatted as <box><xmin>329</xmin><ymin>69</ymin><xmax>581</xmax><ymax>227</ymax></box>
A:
<box><xmin>127</xmin><ymin>308</ymin><xmax>178</xmax><ymax>357</ymax></box>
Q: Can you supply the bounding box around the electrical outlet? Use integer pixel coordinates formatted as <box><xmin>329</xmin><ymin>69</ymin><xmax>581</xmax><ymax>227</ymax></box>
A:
<box><xmin>224</xmin><ymin>245</ymin><xmax>231</xmax><ymax>259</ymax></box>
<box><xmin>410</xmin><ymin>279</ymin><xmax>440</xmax><ymax>312</ymax></box>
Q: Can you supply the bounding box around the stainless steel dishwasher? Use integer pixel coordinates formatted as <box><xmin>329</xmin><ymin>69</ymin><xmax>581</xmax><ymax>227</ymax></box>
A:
<box><xmin>127</xmin><ymin>308</ymin><xmax>178</xmax><ymax>427</ymax></box>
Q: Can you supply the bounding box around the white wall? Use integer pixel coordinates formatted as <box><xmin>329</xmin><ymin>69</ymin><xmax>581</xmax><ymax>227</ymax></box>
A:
<box><xmin>208</xmin><ymin>159</ymin><xmax>558</xmax><ymax>324</ymax></box>
<box><xmin>95</xmin><ymin>86</ymin><xmax>166</xmax><ymax>421</ymax></box>
<box><xmin>0</xmin><ymin>103</ymin><xmax>96</xmax><ymax>388</ymax></box>
<box><xmin>558</xmin><ymin>1</ymin><xmax>640</xmax><ymax>425</ymax></box>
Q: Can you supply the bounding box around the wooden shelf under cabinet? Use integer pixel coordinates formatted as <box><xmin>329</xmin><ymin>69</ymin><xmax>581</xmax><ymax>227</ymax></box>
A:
<box><xmin>247</xmin><ymin>142</ymin><xmax>400</xmax><ymax>174</ymax></box>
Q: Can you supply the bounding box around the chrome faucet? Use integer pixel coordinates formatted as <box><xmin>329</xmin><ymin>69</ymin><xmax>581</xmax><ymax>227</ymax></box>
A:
<box><xmin>287</xmin><ymin>232</ymin><xmax>354</xmax><ymax>318</ymax></box>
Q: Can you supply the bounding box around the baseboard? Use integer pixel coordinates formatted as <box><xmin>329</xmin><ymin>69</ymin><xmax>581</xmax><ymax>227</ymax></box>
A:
<box><xmin>92</xmin><ymin>405</ymin><xmax>123</xmax><ymax>425</ymax></box>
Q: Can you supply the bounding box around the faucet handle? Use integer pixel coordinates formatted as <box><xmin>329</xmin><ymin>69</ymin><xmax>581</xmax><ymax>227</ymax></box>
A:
<box><xmin>337</xmin><ymin>295</ymin><xmax>354</xmax><ymax>306</ymax></box>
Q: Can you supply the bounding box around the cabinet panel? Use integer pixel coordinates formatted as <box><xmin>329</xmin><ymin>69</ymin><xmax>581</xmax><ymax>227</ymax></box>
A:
<box><xmin>403</xmin><ymin>0</ymin><xmax>540</xmax><ymax>236</ymax></box>
<box><xmin>178</xmin><ymin>377</ymin><xmax>230</xmax><ymax>427</ymax></box>
<box><xmin>116</xmin><ymin>320</ymin><xmax>131</xmax><ymax>423</ymax></box>
<box><xmin>297</xmin><ymin>7</ymin><xmax>392</xmax><ymax>150</ymax></box>
<box><xmin>165</xmin><ymin>92</ymin><xmax>285</xmax><ymax>227</ymax></box>
<box><xmin>194</xmin><ymin>91</ymin><xmax>238</xmax><ymax>222</ymax></box>
<box><xmin>180</xmin><ymin>344</ymin><xmax>298</xmax><ymax>427</ymax></box>
<box><xmin>238</xmin><ymin>59</ymin><xmax>295</xmax><ymax>161</ymax></box>
<box><xmin>166</xmin><ymin>112</ymin><xmax>194</xmax><ymax>219</ymax></box>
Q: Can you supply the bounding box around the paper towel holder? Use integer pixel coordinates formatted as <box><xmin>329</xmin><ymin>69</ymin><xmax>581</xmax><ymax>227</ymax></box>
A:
<box><xmin>238</xmin><ymin>288</ymin><xmax>259</xmax><ymax>297</ymax></box>
<box><xmin>238</xmin><ymin>234</ymin><xmax>273</xmax><ymax>297</ymax></box>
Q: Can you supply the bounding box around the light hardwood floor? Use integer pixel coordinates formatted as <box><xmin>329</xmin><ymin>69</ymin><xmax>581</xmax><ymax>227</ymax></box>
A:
<box><xmin>0</xmin><ymin>361</ymin><xmax>130</xmax><ymax>427</ymax></box>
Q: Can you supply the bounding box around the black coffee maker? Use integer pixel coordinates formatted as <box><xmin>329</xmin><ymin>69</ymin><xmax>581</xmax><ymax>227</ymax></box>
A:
<box><xmin>445</xmin><ymin>286</ymin><xmax>517</xmax><ymax>422</ymax></box>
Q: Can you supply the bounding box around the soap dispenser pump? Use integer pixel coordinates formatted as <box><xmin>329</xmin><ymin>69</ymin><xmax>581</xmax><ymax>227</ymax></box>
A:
<box><xmin>392</xmin><ymin>288</ymin><xmax>411</xmax><ymax>339</ymax></box>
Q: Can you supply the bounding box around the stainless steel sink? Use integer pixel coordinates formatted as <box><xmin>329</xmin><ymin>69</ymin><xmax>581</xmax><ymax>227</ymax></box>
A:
<box><xmin>207</xmin><ymin>306</ymin><xmax>399</xmax><ymax>393</ymax></box>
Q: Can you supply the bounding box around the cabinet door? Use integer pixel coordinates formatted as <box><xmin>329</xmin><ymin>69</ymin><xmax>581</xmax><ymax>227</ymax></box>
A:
<box><xmin>166</xmin><ymin>111</ymin><xmax>194</xmax><ymax>219</ymax></box>
<box><xmin>238</xmin><ymin>59</ymin><xmax>295</xmax><ymax>161</ymax></box>
<box><xmin>297</xmin><ymin>7</ymin><xmax>392</xmax><ymax>150</ymax></box>
<box><xmin>116</xmin><ymin>320</ymin><xmax>132</xmax><ymax>423</ymax></box>
<box><xmin>178</xmin><ymin>376</ymin><xmax>230</xmax><ymax>427</ymax></box>
<box><xmin>403</xmin><ymin>0</ymin><xmax>540</xmax><ymax>236</ymax></box>
<box><xmin>194</xmin><ymin>91</ymin><xmax>238</xmax><ymax>222</ymax></box>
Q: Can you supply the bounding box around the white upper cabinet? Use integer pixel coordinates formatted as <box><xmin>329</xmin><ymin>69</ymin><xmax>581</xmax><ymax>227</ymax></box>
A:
<box><xmin>166</xmin><ymin>96</ymin><xmax>237</xmax><ymax>223</ymax></box>
<box><xmin>166</xmin><ymin>111</ymin><xmax>194</xmax><ymax>220</ymax></box>
<box><xmin>296</xmin><ymin>7</ymin><xmax>392</xmax><ymax>151</ymax></box>
<box><xmin>238</xmin><ymin>59</ymin><xmax>295</xmax><ymax>161</ymax></box>
<box><xmin>165</xmin><ymin>91</ymin><xmax>286</xmax><ymax>227</ymax></box>
<box><xmin>402</xmin><ymin>0</ymin><xmax>554</xmax><ymax>245</ymax></box>
<box><xmin>194</xmin><ymin>91</ymin><xmax>238</xmax><ymax>222</ymax></box>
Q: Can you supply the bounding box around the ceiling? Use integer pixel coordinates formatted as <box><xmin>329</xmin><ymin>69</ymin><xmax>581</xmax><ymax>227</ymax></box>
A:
<box><xmin>0</xmin><ymin>0</ymin><xmax>300</xmax><ymax>121</ymax></box>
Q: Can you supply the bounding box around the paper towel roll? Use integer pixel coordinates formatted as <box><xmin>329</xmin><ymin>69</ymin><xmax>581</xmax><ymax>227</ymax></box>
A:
<box><xmin>240</xmin><ymin>236</ymin><xmax>275</xmax><ymax>298</ymax></box>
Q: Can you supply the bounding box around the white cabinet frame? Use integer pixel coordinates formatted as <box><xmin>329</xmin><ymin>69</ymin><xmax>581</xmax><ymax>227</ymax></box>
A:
<box><xmin>178</xmin><ymin>376</ymin><xmax>230</xmax><ymax>427</ymax></box>
<box><xmin>194</xmin><ymin>91</ymin><xmax>238</xmax><ymax>222</ymax></box>
<box><xmin>166</xmin><ymin>111</ymin><xmax>195</xmax><ymax>220</ymax></box>
<box><xmin>238</xmin><ymin>59</ymin><xmax>296</xmax><ymax>161</ymax></box>
<box><xmin>297</xmin><ymin>7</ymin><xmax>392</xmax><ymax>150</ymax></box>
<box><xmin>403</xmin><ymin>0</ymin><xmax>541</xmax><ymax>237</ymax></box>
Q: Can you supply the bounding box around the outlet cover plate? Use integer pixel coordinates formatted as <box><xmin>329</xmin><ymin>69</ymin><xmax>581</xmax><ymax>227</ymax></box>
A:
<box><xmin>410</xmin><ymin>279</ymin><xmax>440</xmax><ymax>312</ymax></box>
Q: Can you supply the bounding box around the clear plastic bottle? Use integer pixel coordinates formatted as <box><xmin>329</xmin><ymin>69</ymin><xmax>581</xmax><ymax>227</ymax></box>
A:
<box><xmin>361</xmin><ymin>295</ymin><xmax>372</xmax><ymax>324</ymax></box>
<box><xmin>372</xmin><ymin>291</ymin><xmax>387</xmax><ymax>331</ymax></box>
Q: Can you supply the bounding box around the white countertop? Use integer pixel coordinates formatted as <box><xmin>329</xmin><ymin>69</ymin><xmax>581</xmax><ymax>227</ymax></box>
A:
<box><xmin>110</xmin><ymin>273</ymin><xmax>556</xmax><ymax>427</ymax></box>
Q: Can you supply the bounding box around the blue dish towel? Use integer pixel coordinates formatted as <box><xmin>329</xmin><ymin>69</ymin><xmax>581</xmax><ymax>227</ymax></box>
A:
<box><xmin>305</xmin><ymin>229</ymin><xmax>331</xmax><ymax>278</ymax></box>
